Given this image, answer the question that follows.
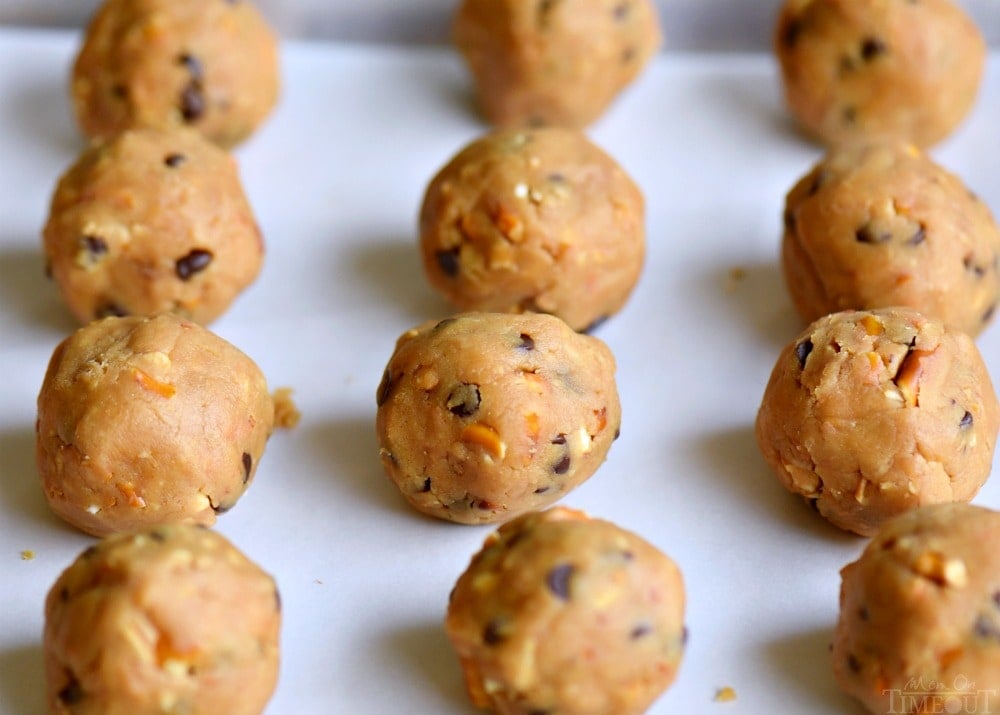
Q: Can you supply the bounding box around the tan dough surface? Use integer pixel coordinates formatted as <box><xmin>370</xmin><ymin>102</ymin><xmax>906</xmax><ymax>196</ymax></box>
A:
<box><xmin>454</xmin><ymin>0</ymin><xmax>661</xmax><ymax>128</ymax></box>
<box><xmin>782</xmin><ymin>141</ymin><xmax>1000</xmax><ymax>337</ymax></box>
<box><xmin>376</xmin><ymin>313</ymin><xmax>620</xmax><ymax>525</ymax></box>
<box><xmin>43</xmin><ymin>127</ymin><xmax>264</xmax><ymax>325</ymax></box>
<box><xmin>755</xmin><ymin>308</ymin><xmax>999</xmax><ymax>537</ymax></box>
<box><xmin>446</xmin><ymin>507</ymin><xmax>686</xmax><ymax>715</ymax></box>
<box><xmin>44</xmin><ymin>525</ymin><xmax>281</xmax><ymax>715</ymax></box>
<box><xmin>72</xmin><ymin>0</ymin><xmax>279</xmax><ymax>148</ymax></box>
<box><xmin>36</xmin><ymin>314</ymin><xmax>275</xmax><ymax>536</ymax></box>
<box><xmin>833</xmin><ymin>504</ymin><xmax>1000</xmax><ymax>714</ymax></box>
<box><xmin>774</xmin><ymin>0</ymin><xmax>985</xmax><ymax>147</ymax></box>
<box><xmin>420</xmin><ymin>128</ymin><xmax>645</xmax><ymax>332</ymax></box>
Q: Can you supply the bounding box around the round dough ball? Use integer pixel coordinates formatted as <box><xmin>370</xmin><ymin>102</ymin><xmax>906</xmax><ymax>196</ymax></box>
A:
<box><xmin>36</xmin><ymin>313</ymin><xmax>275</xmax><ymax>537</ymax></box>
<box><xmin>376</xmin><ymin>313</ymin><xmax>620</xmax><ymax>525</ymax></box>
<box><xmin>833</xmin><ymin>504</ymin><xmax>1000</xmax><ymax>713</ymax></box>
<box><xmin>419</xmin><ymin>128</ymin><xmax>645</xmax><ymax>332</ymax></box>
<box><xmin>454</xmin><ymin>0</ymin><xmax>661</xmax><ymax>128</ymax></box>
<box><xmin>774</xmin><ymin>0</ymin><xmax>985</xmax><ymax>147</ymax></box>
<box><xmin>446</xmin><ymin>507</ymin><xmax>686</xmax><ymax>715</ymax></box>
<box><xmin>755</xmin><ymin>308</ymin><xmax>1000</xmax><ymax>536</ymax></box>
<box><xmin>72</xmin><ymin>0</ymin><xmax>279</xmax><ymax>148</ymax></box>
<box><xmin>782</xmin><ymin>141</ymin><xmax>1000</xmax><ymax>337</ymax></box>
<box><xmin>45</xmin><ymin>525</ymin><xmax>281</xmax><ymax>715</ymax></box>
<box><xmin>42</xmin><ymin>127</ymin><xmax>264</xmax><ymax>325</ymax></box>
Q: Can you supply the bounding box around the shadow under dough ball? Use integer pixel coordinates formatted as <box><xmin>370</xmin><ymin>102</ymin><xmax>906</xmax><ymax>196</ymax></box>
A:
<box><xmin>43</xmin><ymin>127</ymin><xmax>264</xmax><ymax>326</ymax></box>
<box><xmin>446</xmin><ymin>507</ymin><xmax>686</xmax><ymax>715</ymax></box>
<box><xmin>755</xmin><ymin>307</ymin><xmax>1000</xmax><ymax>537</ymax></box>
<box><xmin>774</xmin><ymin>0</ymin><xmax>985</xmax><ymax>147</ymax></box>
<box><xmin>453</xmin><ymin>0</ymin><xmax>662</xmax><ymax>128</ymax></box>
<box><xmin>833</xmin><ymin>504</ymin><xmax>1000</xmax><ymax>714</ymax></box>
<box><xmin>419</xmin><ymin>127</ymin><xmax>645</xmax><ymax>333</ymax></box>
<box><xmin>72</xmin><ymin>0</ymin><xmax>280</xmax><ymax>148</ymax></box>
<box><xmin>782</xmin><ymin>141</ymin><xmax>1000</xmax><ymax>337</ymax></box>
<box><xmin>44</xmin><ymin>525</ymin><xmax>281</xmax><ymax>715</ymax></box>
<box><xmin>376</xmin><ymin>312</ymin><xmax>620</xmax><ymax>525</ymax></box>
<box><xmin>35</xmin><ymin>313</ymin><xmax>275</xmax><ymax>537</ymax></box>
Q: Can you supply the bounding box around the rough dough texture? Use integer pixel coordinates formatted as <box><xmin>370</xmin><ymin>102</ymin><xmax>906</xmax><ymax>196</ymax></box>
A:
<box><xmin>755</xmin><ymin>308</ymin><xmax>999</xmax><ymax>537</ymax></box>
<box><xmin>774</xmin><ymin>0</ymin><xmax>985</xmax><ymax>147</ymax></box>
<box><xmin>446</xmin><ymin>507</ymin><xmax>686</xmax><ymax>715</ymax></box>
<box><xmin>833</xmin><ymin>504</ymin><xmax>1000</xmax><ymax>714</ymax></box>
<box><xmin>36</xmin><ymin>313</ymin><xmax>275</xmax><ymax>537</ymax></box>
<box><xmin>782</xmin><ymin>141</ymin><xmax>1000</xmax><ymax>337</ymax></box>
<box><xmin>376</xmin><ymin>313</ymin><xmax>620</xmax><ymax>525</ymax></box>
<box><xmin>73</xmin><ymin>0</ymin><xmax>279</xmax><ymax>148</ymax></box>
<box><xmin>454</xmin><ymin>0</ymin><xmax>661</xmax><ymax>128</ymax></box>
<box><xmin>420</xmin><ymin>128</ymin><xmax>645</xmax><ymax>332</ymax></box>
<box><xmin>44</xmin><ymin>525</ymin><xmax>281</xmax><ymax>715</ymax></box>
<box><xmin>43</xmin><ymin>127</ymin><xmax>264</xmax><ymax>325</ymax></box>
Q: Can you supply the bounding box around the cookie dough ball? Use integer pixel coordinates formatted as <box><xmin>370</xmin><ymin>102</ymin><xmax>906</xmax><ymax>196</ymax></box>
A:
<box><xmin>774</xmin><ymin>0</ymin><xmax>985</xmax><ymax>147</ymax></box>
<box><xmin>36</xmin><ymin>313</ymin><xmax>275</xmax><ymax>537</ymax></box>
<box><xmin>420</xmin><ymin>128</ymin><xmax>645</xmax><ymax>332</ymax></box>
<box><xmin>782</xmin><ymin>141</ymin><xmax>1000</xmax><ymax>337</ymax></box>
<box><xmin>454</xmin><ymin>0</ymin><xmax>661</xmax><ymax>128</ymax></box>
<box><xmin>43</xmin><ymin>127</ymin><xmax>264</xmax><ymax>325</ymax></box>
<box><xmin>446</xmin><ymin>507</ymin><xmax>686</xmax><ymax>715</ymax></box>
<box><xmin>45</xmin><ymin>525</ymin><xmax>281</xmax><ymax>715</ymax></box>
<box><xmin>72</xmin><ymin>0</ymin><xmax>279</xmax><ymax>147</ymax></box>
<box><xmin>376</xmin><ymin>313</ymin><xmax>620</xmax><ymax>525</ymax></box>
<box><xmin>755</xmin><ymin>308</ymin><xmax>999</xmax><ymax>536</ymax></box>
<box><xmin>833</xmin><ymin>504</ymin><xmax>1000</xmax><ymax>713</ymax></box>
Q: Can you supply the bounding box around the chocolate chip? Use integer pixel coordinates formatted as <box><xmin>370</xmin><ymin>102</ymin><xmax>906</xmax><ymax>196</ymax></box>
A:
<box><xmin>613</xmin><ymin>2</ymin><xmax>630</xmax><ymax>21</ymax></box>
<box><xmin>552</xmin><ymin>455</ymin><xmax>571</xmax><ymax>475</ymax></box>
<box><xmin>551</xmin><ymin>434</ymin><xmax>567</xmax><ymax>445</ymax></box>
<box><xmin>178</xmin><ymin>53</ymin><xmax>204</xmax><ymax>81</ymax></box>
<box><xmin>82</xmin><ymin>545</ymin><xmax>98</xmax><ymax>559</ymax></box>
<box><xmin>242</xmin><ymin>452</ymin><xmax>252</xmax><ymax>484</ymax></box>
<box><xmin>483</xmin><ymin>619</ymin><xmax>505</xmax><ymax>645</ymax></box>
<box><xmin>860</xmin><ymin>37</ymin><xmax>887</xmax><ymax>61</ymax></box>
<box><xmin>376</xmin><ymin>370</ymin><xmax>394</xmax><ymax>407</ymax></box>
<box><xmin>59</xmin><ymin>587</ymin><xmax>69</xmax><ymax>602</ymax></box>
<box><xmin>519</xmin><ymin>333</ymin><xmax>536</xmax><ymax>351</ymax></box>
<box><xmin>421</xmin><ymin>477</ymin><xmax>431</xmax><ymax>493</ymax></box>
<box><xmin>783</xmin><ymin>18</ymin><xmax>803</xmax><ymax>48</ymax></box>
<box><xmin>993</xmin><ymin>591</ymin><xmax>1000</xmax><ymax>608</ymax></box>
<box><xmin>630</xmin><ymin>623</ymin><xmax>652</xmax><ymax>640</ymax></box>
<box><xmin>907</xmin><ymin>224</ymin><xmax>926</xmax><ymax>246</ymax></box>
<box><xmin>855</xmin><ymin>224</ymin><xmax>889</xmax><ymax>244</ymax></box>
<box><xmin>436</xmin><ymin>248</ymin><xmax>461</xmax><ymax>277</ymax></box>
<box><xmin>622</xmin><ymin>47</ymin><xmax>636</xmax><ymax>63</ymax></box>
<box><xmin>843</xmin><ymin>106</ymin><xmax>857</xmax><ymax>124</ymax></box>
<box><xmin>881</xmin><ymin>537</ymin><xmax>897</xmax><ymax>551</ymax></box>
<box><xmin>58</xmin><ymin>675</ymin><xmax>84</xmax><ymax>705</ymax></box>
<box><xmin>475</xmin><ymin>499</ymin><xmax>497</xmax><ymax>511</ymax></box>
<box><xmin>149</xmin><ymin>530</ymin><xmax>166</xmax><ymax>543</ymax></box>
<box><xmin>582</xmin><ymin>315</ymin><xmax>609</xmax><ymax>334</ymax></box>
<box><xmin>847</xmin><ymin>654</ymin><xmax>862</xmax><ymax>673</ymax></box>
<box><xmin>534</xmin><ymin>486</ymin><xmax>550</xmax><ymax>494</ymax></box>
<box><xmin>857</xmin><ymin>606</ymin><xmax>869</xmax><ymax>621</ymax></box>
<box><xmin>960</xmin><ymin>411</ymin><xmax>974</xmax><ymax>429</ymax></box>
<box><xmin>433</xmin><ymin>317</ymin><xmax>457</xmax><ymax>332</ymax></box>
<box><xmin>621</xmin><ymin>550</ymin><xmax>634</xmax><ymax>561</ymax></box>
<box><xmin>164</xmin><ymin>153</ymin><xmax>186</xmax><ymax>168</ymax></box>
<box><xmin>964</xmin><ymin>255</ymin><xmax>986</xmax><ymax>278</ymax></box>
<box><xmin>111</xmin><ymin>83</ymin><xmax>128</xmax><ymax>99</ymax></box>
<box><xmin>795</xmin><ymin>339</ymin><xmax>813</xmax><ymax>369</ymax></box>
<box><xmin>447</xmin><ymin>383</ymin><xmax>481</xmax><ymax>417</ymax></box>
<box><xmin>974</xmin><ymin>615</ymin><xmax>1000</xmax><ymax>641</ymax></box>
<box><xmin>807</xmin><ymin>170</ymin><xmax>828</xmax><ymax>197</ymax></box>
<box><xmin>175</xmin><ymin>249</ymin><xmax>213</xmax><ymax>280</ymax></box>
<box><xmin>95</xmin><ymin>302</ymin><xmax>128</xmax><ymax>319</ymax></box>
<box><xmin>180</xmin><ymin>81</ymin><xmax>205</xmax><ymax>122</ymax></box>
<box><xmin>546</xmin><ymin>564</ymin><xmax>574</xmax><ymax>601</ymax></box>
<box><xmin>613</xmin><ymin>426</ymin><xmax>621</xmax><ymax>440</ymax></box>
<box><xmin>82</xmin><ymin>235</ymin><xmax>108</xmax><ymax>258</ymax></box>
<box><xmin>547</xmin><ymin>172</ymin><xmax>566</xmax><ymax>183</ymax></box>
<box><xmin>783</xmin><ymin>209</ymin><xmax>796</xmax><ymax>232</ymax></box>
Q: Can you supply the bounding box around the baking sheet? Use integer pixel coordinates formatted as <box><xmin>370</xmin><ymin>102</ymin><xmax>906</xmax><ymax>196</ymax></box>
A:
<box><xmin>1</xmin><ymin>28</ymin><xmax>998</xmax><ymax>714</ymax></box>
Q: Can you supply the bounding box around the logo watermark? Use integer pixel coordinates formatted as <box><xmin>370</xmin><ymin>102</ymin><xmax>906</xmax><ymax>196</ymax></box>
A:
<box><xmin>884</xmin><ymin>676</ymin><xmax>997</xmax><ymax>714</ymax></box>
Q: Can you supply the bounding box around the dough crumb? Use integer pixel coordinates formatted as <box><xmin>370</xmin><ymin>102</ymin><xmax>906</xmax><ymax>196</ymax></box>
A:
<box><xmin>272</xmin><ymin>387</ymin><xmax>301</xmax><ymax>430</ymax></box>
<box><xmin>714</xmin><ymin>686</ymin><xmax>737</xmax><ymax>703</ymax></box>
<box><xmin>20</xmin><ymin>550</ymin><xmax>35</xmax><ymax>561</ymax></box>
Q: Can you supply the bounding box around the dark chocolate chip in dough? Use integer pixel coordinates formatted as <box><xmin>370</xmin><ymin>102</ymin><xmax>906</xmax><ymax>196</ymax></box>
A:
<box><xmin>534</xmin><ymin>486</ymin><xmax>550</xmax><ymax>494</ymax></box>
<box><xmin>519</xmin><ymin>333</ymin><xmax>536</xmax><ymax>351</ymax></box>
<box><xmin>59</xmin><ymin>587</ymin><xmax>70</xmax><ymax>602</ymax></box>
<box><xmin>178</xmin><ymin>53</ymin><xmax>204</xmax><ymax>82</ymax></box>
<box><xmin>242</xmin><ymin>452</ymin><xmax>252</xmax><ymax>484</ymax></box>
<box><xmin>552</xmin><ymin>454</ymin><xmax>571</xmax><ymax>475</ymax></box>
<box><xmin>843</xmin><ymin>106</ymin><xmax>857</xmax><ymax>125</ymax></box>
<box><xmin>907</xmin><ymin>224</ymin><xmax>927</xmax><ymax>246</ymax></box>
<box><xmin>783</xmin><ymin>18</ymin><xmax>804</xmax><ymax>48</ymax></box>
<box><xmin>447</xmin><ymin>383</ymin><xmax>482</xmax><ymax>417</ymax></box>
<box><xmin>964</xmin><ymin>255</ymin><xmax>987</xmax><ymax>278</ymax></box>
<box><xmin>974</xmin><ymin>615</ymin><xmax>1000</xmax><ymax>642</ymax></box>
<box><xmin>82</xmin><ymin>235</ymin><xmax>108</xmax><ymax>258</ymax></box>
<box><xmin>483</xmin><ymin>619</ymin><xmax>505</xmax><ymax>645</ymax></box>
<box><xmin>857</xmin><ymin>606</ymin><xmax>869</xmax><ymax>621</ymax></box>
<box><xmin>860</xmin><ymin>37</ymin><xmax>887</xmax><ymax>61</ymax></box>
<box><xmin>95</xmin><ymin>302</ymin><xmax>128</xmax><ymax>319</ymax></box>
<box><xmin>546</xmin><ymin>563</ymin><xmax>574</xmax><ymax>601</ymax></box>
<box><xmin>175</xmin><ymin>249</ymin><xmax>213</xmax><ymax>280</ymax></box>
<box><xmin>630</xmin><ymin>623</ymin><xmax>652</xmax><ymax>640</ymax></box>
<box><xmin>58</xmin><ymin>674</ymin><xmax>85</xmax><ymax>705</ymax></box>
<box><xmin>796</xmin><ymin>339</ymin><xmax>814</xmax><ymax>369</ymax></box>
<box><xmin>847</xmin><ymin>654</ymin><xmax>862</xmax><ymax>673</ymax></box>
<box><xmin>180</xmin><ymin>81</ymin><xmax>206</xmax><ymax>122</ymax></box>
<box><xmin>82</xmin><ymin>545</ymin><xmax>98</xmax><ymax>559</ymax></box>
<box><xmin>111</xmin><ymin>83</ymin><xmax>128</xmax><ymax>99</ymax></box>
<box><xmin>613</xmin><ymin>2</ymin><xmax>631</xmax><ymax>21</ymax></box>
<box><xmin>613</xmin><ymin>426</ymin><xmax>621</xmax><ymax>440</ymax></box>
<box><xmin>993</xmin><ymin>591</ymin><xmax>1000</xmax><ymax>608</ymax></box>
<box><xmin>376</xmin><ymin>370</ymin><xmax>394</xmax><ymax>407</ymax></box>
<box><xmin>436</xmin><ymin>248</ymin><xmax>461</xmax><ymax>278</ymax></box>
<box><xmin>164</xmin><ymin>153</ymin><xmax>186</xmax><ymax>168</ymax></box>
<box><xmin>855</xmin><ymin>224</ymin><xmax>890</xmax><ymax>244</ymax></box>
<box><xmin>551</xmin><ymin>434</ymin><xmax>567</xmax><ymax>445</ymax></box>
<box><xmin>149</xmin><ymin>530</ymin><xmax>166</xmax><ymax>543</ymax></box>
<box><xmin>960</xmin><ymin>411</ymin><xmax>974</xmax><ymax>429</ymax></box>
<box><xmin>784</xmin><ymin>209</ymin><xmax>796</xmax><ymax>232</ymax></box>
<box><xmin>421</xmin><ymin>477</ymin><xmax>432</xmax><ymax>493</ymax></box>
<box><xmin>433</xmin><ymin>317</ymin><xmax>457</xmax><ymax>332</ymax></box>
